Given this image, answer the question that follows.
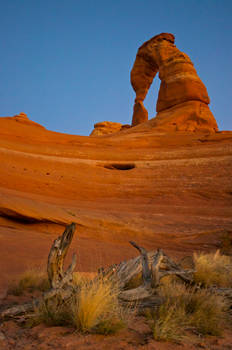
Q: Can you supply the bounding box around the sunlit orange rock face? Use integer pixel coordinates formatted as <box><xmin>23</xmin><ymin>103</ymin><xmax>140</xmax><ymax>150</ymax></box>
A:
<box><xmin>0</xmin><ymin>113</ymin><xmax>231</xmax><ymax>296</ymax></box>
<box><xmin>131</xmin><ymin>33</ymin><xmax>218</xmax><ymax>132</ymax></box>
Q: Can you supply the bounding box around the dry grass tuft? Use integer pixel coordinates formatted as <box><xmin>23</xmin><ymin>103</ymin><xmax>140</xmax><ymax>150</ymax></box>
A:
<box><xmin>151</xmin><ymin>299</ymin><xmax>187</xmax><ymax>342</ymax></box>
<box><xmin>194</xmin><ymin>250</ymin><xmax>232</xmax><ymax>287</ymax></box>
<box><xmin>8</xmin><ymin>267</ymin><xmax>49</xmax><ymax>296</ymax></box>
<box><xmin>32</xmin><ymin>275</ymin><xmax>127</xmax><ymax>334</ymax></box>
<box><xmin>71</xmin><ymin>277</ymin><xmax>124</xmax><ymax>333</ymax></box>
<box><xmin>148</xmin><ymin>280</ymin><xmax>227</xmax><ymax>341</ymax></box>
<box><xmin>186</xmin><ymin>288</ymin><xmax>226</xmax><ymax>336</ymax></box>
<box><xmin>72</xmin><ymin>272</ymin><xmax>86</xmax><ymax>287</ymax></box>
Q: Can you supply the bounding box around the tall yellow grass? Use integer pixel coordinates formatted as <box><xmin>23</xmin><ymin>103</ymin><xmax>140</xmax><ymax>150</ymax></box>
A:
<box><xmin>33</xmin><ymin>275</ymin><xmax>126</xmax><ymax>333</ymax></box>
<box><xmin>72</xmin><ymin>277</ymin><xmax>122</xmax><ymax>332</ymax></box>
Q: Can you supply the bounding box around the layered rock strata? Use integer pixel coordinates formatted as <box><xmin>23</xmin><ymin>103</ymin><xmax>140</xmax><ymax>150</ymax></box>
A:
<box><xmin>131</xmin><ymin>33</ymin><xmax>218</xmax><ymax>132</ymax></box>
<box><xmin>0</xmin><ymin>114</ymin><xmax>231</xmax><ymax>295</ymax></box>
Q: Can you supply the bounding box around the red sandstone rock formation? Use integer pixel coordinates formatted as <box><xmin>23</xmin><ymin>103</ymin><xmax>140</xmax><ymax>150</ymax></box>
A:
<box><xmin>0</xmin><ymin>113</ymin><xmax>231</xmax><ymax>296</ymax></box>
<box><xmin>131</xmin><ymin>33</ymin><xmax>218</xmax><ymax>132</ymax></box>
<box><xmin>90</xmin><ymin>121</ymin><xmax>131</xmax><ymax>136</ymax></box>
<box><xmin>90</xmin><ymin>121</ymin><xmax>123</xmax><ymax>136</ymax></box>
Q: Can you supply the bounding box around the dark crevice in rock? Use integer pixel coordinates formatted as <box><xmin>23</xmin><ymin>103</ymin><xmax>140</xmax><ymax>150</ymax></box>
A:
<box><xmin>104</xmin><ymin>163</ymin><xmax>136</xmax><ymax>171</ymax></box>
<box><xmin>0</xmin><ymin>212</ymin><xmax>38</xmax><ymax>224</ymax></box>
<box><xmin>0</xmin><ymin>208</ymin><xmax>53</xmax><ymax>224</ymax></box>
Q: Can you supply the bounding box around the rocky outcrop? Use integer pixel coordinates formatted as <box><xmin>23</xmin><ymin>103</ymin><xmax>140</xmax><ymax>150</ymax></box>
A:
<box><xmin>130</xmin><ymin>33</ymin><xmax>218</xmax><ymax>132</ymax></box>
<box><xmin>6</xmin><ymin>112</ymin><xmax>45</xmax><ymax>128</ymax></box>
<box><xmin>90</xmin><ymin>121</ymin><xmax>122</xmax><ymax>136</ymax></box>
<box><xmin>90</xmin><ymin>121</ymin><xmax>131</xmax><ymax>136</ymax></box>
<box><xmin>14</xmin><ymin>112</ymin><xmax>29</xmax><ymax>120</ymax></box>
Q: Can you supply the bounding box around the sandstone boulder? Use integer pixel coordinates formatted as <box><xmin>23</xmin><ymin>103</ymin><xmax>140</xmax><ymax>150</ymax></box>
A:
<box><xmin>130</xmin><ymin>33</ymin><xmax>218</xmax><ymax>132</ymax></box>
<box><xmin>15</xmin><ymin>112</ymin><xmax>29</xmax><ymax>120</ymax></box>
<box><xmin>90</xmin><ymin>121</ymin><xmax>123</xmax><ymax>136</ymax></box>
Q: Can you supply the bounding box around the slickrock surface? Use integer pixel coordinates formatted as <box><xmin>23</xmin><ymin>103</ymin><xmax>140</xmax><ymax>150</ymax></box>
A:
<box><xmin>0</xmin><ymin>114</ymin><xmax>231</xmax><ymax>295</ymax></box>
<box><xmin>130</xmin><ymin>33</ymin><xmax>218</xmax><ymax>132</ymax></box>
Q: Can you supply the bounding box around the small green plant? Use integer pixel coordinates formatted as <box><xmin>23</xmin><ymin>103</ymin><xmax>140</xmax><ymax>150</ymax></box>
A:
<box><xmin>94</xmin><ymin>318</ymin><xmax>126</xmax><ymax>335</ymax></box>
<box><xmin>8</xmin><ymin>267</ymin><xmax>50</xmax><ymax>296</ymax></box>
<box><xmin>194</xmin><ymin>250</ymin><xmax>232</xmax><ymax>287</ymax></box>
<box><xmin>32</xmin><ymin>297</ymin><xmax>73</xmax><ymax>327</ymax></box>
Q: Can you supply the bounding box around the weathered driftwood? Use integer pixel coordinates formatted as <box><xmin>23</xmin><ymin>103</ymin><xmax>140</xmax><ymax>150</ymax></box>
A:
<box><xmin>1</xmin><ymin>223</ymin><xmax>77</xmax><ymax>319</ymax></box>
<box><xmin>1</xmin><ymin>223</ymin><xmax>232</xmax><ymax>320</ymax></box>
<box><xmin>47</xmin><ymin>222</ymin><xmax>76</xmax><ymax>289</ymax></box>
<box><xmin>0</xmin><ymin>302</ymin><xmax>37</xmax><ymax>319</ymax></box>
<box><xmin>113</xmin><ymin>242</ymin><xmax>194</xmax><ymax>305</ymax></box>
<box><xmin>102</xmin><ymin>247</ymin><xmax>194</xmax><ymax>289</ymax></box>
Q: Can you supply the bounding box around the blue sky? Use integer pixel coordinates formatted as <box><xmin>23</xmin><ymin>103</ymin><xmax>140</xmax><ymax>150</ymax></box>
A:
<box><xmin>1</xmin><ymin>0</ymin><xmax>231</xmax><ymax>135</ymax></box>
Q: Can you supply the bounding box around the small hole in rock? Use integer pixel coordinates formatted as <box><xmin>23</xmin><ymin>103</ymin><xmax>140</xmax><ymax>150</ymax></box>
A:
<box><xmin>104</xmin><ymin>163</ymin><xmax>135</xmax><ymax>170</ymax></box>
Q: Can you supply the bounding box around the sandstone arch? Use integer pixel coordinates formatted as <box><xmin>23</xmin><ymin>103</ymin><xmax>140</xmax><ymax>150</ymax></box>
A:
<box><xmin>131</xmin><ymin>33</ymin><xmax>218</xmax><ymax>132</ymax></box>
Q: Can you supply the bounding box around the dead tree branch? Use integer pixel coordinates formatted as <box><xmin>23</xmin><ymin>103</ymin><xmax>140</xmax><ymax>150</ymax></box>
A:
<box><xmin>1</xmin><ymin>223</ymin><xmax>77</xmax><ymax>319</ymax></box>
